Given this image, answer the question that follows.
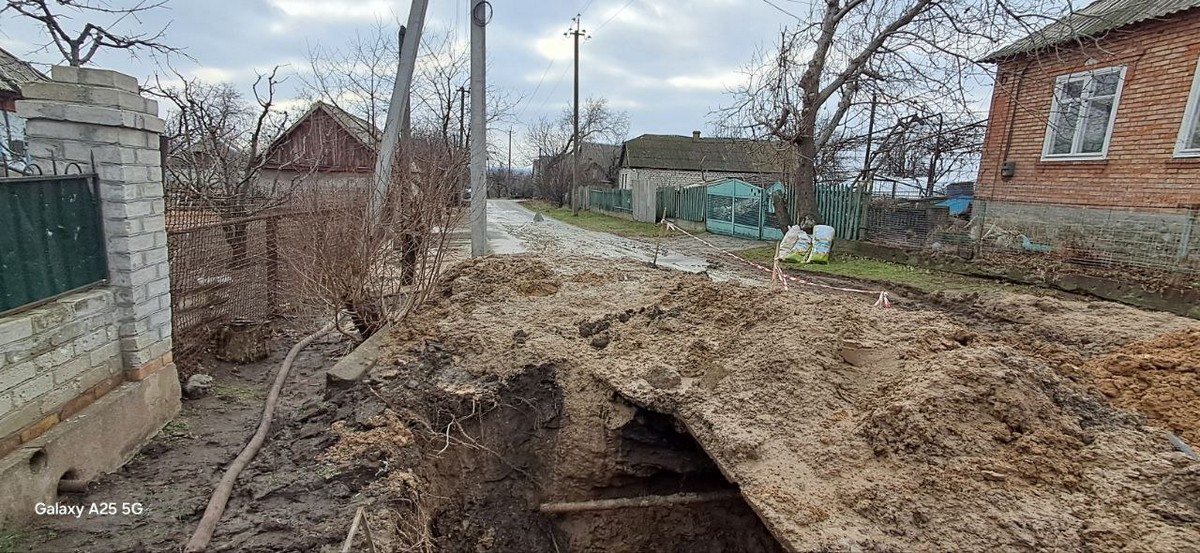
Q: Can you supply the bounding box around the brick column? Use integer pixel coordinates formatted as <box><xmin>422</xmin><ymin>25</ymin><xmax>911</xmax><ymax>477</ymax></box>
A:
<box><xmin>18</xmin><ymin>66</ymin><xmax>175</xmax><ymax>380</ymax></box>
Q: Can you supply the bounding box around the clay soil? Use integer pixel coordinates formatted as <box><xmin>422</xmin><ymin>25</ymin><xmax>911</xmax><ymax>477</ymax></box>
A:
<box><xmin>351</xmin><ymin>254</ymin><xmax>1200</xmax><ymax>552</ymax></box>
<box><xmin>18</xmin><ymin>251</ymin><xmax>1200</xmax><ymax>553</ymax></box>
<box><xmin>24</xmin><ymin>331</ymin><xmax>364</xmax><ymax>553</ymax></box>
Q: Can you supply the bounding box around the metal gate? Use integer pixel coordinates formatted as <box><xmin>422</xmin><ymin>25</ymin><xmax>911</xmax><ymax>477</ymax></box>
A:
<box><xmin>705</xmin><ymin>178</ymin><xmax>785</xmax><ymax>241</ymax></box>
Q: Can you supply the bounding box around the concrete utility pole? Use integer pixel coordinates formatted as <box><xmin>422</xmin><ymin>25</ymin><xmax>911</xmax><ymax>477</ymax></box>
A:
<box><xmin>469</xmin><ymin>0</ymin><xmax>489</xmax><ymax>257</ymax></box>
<box><xmin>567</xmin><ymin>15</ymin><xmax>586</xmax><ymax>215</ymax></box>
<box><xmin>457</xmin><ymin>85</ymin><xmax>467</xmax><ymax>148</ymax></box>
<box><xmin>369</xmin><ymin>1</ymin><xmax>428</xmax><ymax>225</ymax></box>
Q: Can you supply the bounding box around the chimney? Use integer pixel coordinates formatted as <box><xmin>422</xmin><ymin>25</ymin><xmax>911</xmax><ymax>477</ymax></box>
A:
<box><xmin>692</xmin><ymin>130</ymin><xmax>701</xmax><ymax>141</ymax></box>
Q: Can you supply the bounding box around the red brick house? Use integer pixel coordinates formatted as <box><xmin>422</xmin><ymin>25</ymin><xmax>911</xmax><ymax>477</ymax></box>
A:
<box><xmin>976</xmin><ymin>0</ymin><xmax>1200</xmax><ymax>270</ymax></box>
<box><xmin>259</xmin><ymin>101</ymin><xmax>380</xmax><ymax>192</ymax></box>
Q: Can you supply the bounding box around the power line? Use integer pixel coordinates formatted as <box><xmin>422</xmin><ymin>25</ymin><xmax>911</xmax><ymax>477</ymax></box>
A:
<box><xmin>593</xmin><ymin>0</ymin><xmax>636</xmax><ymax>33</ymax></box>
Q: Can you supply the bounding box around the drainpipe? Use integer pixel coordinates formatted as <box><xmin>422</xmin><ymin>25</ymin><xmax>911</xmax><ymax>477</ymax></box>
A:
<box><xmin>977</xmin><ymin>61</ymin><xmax>1030</xmax><ymax>247</ymax></box>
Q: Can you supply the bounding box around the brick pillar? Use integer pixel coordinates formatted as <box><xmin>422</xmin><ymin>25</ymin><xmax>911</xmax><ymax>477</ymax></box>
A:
<box><xmin>17</xmin><ymin>66</ymin><xmax>175</xmax><ymax>381</ymax></box>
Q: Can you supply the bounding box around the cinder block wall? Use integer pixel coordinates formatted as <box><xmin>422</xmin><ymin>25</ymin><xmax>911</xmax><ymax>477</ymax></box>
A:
<box><xmin>0</xmin><ymin>66</ymin><xmax>181</xmax><ymax>527</ymax></box>
<box><xmin>0</xmin><ymin>290</ymin><xmax>123</xmax><ymax>452</ymax></box>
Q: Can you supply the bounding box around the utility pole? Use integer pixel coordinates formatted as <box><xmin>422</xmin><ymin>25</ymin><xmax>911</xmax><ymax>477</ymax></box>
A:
<box><xmin>368</xmin><ymin>1</ymin><xmax>428</xmax><ymax>225</ymax></box>
<box><xmin>507</xmin><ymin>127</ymin><xmax>513</xmax><ymax>175</ymax></box>
<box><xmin>861</xmin><ymin>91</ymin><xmax>877</xmax><ymax>190</ymax></box>
<box><xmin>566</xmin><ymin>14</ymin><xmax>586</xmax><ymax>215</ymax></box>
<box><xmin>469</xmin><ymin>0</ymin><xmax>489</xmax><ymax>257</ymax></box>
<box><xmin>457</xmin><ymin>85</ymin><xmax>467</xmax><ymax>148</ymax></box>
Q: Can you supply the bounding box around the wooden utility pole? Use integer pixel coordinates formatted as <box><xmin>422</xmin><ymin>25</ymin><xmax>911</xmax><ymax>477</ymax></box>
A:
<box><xmin>469</xmin><ymin>0</ymin><xmax>489</xmax><ymax>257</ymax></box>
<box><xmin>368</xmin><ymin>1</ymin><xmax>428</xmax><ymax>225</ymax></box>
<box><xmin>567</xmin><ymin>15</ymin><xmax>586</xmax><ymax>215</ymax></box>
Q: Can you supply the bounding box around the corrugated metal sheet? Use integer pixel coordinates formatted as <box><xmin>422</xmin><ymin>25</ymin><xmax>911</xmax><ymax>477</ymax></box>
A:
<box><xmin>985</xmin><ymin>0</ymin><xmax>1200</xmax><ymax>61</ymax></box>
<box><xmin>0</xmin><ymin>175</ymin><xmax>107</xmax><ymax>313</ymax></box>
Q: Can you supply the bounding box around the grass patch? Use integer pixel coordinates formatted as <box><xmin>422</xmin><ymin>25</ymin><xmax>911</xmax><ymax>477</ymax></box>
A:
<box><xmin>520</xmin><ymin>200</ymin><xmax>670</xmax><ymax>238</ymax></box>
<box><xmin>737</xmin><ymin>246</ymin><xmax>1042</xmax><ymax>294</ymax></box>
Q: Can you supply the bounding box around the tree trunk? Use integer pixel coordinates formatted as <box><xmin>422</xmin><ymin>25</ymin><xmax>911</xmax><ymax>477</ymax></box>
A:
<box><xmin>791</xmin><ymin>137</ymin><xmax>821</xmax><ymax>231</ymax></box>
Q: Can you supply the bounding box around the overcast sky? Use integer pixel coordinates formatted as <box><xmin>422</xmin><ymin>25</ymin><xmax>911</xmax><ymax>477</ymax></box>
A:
<box><xmin>0</xmin><ymin>0</ymin><xmax>1003</xmax><ymax>166</ymax></box>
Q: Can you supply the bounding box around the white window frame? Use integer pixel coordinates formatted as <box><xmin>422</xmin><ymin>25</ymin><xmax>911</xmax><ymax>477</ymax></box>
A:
<box><xmin>1041</xmin><ymin>65</ymin><xmax>1127</xmax><ymax>161</ymax></box>
<box><xmin>1175</xmin><ymin>57</ymin><xmax>1200</xmax><ymax>158</ymax></box>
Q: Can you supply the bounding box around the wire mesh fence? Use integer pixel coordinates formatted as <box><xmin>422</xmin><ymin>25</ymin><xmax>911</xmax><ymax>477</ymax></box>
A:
<box><xmin>856</xmin><ymin>195</ymin><xmax>1200</xmax><ymax>275</ymax></box>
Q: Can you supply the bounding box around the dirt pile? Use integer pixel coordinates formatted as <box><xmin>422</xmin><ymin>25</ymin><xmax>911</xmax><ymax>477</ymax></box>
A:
<box><xmin>340</xmin><ymin>255</ymin><xmax>1199</xmax><ymax>552</ymax></box>
<box><xmin>1079</xmin><ymin>329</ymin><xmax>1200</xmax><ymax>444</ymax></box>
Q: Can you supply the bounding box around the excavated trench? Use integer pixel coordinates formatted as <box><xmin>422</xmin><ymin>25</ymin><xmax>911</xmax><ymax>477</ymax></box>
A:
<box><xmin>360</xmin><ymin>358</ymin><xmax>784</xmax><ymax>552</ymax></box>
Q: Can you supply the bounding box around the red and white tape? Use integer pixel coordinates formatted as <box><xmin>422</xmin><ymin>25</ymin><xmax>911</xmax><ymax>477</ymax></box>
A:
<box><xmin>663</xmin><ymin>221</ymin><xmax>891</xmax><ymax>308</ymax></box>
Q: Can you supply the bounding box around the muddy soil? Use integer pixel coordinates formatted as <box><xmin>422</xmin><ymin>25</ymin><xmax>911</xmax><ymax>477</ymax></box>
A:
<box><xmin>336</xmin><ymin>254</ymin><xmax>1200</xmax><ymax>552</ymax></box>
<box><xmin>25</xmin><ymin>330</ymin><xmax>358</xmax><ymax>553</ymax></box>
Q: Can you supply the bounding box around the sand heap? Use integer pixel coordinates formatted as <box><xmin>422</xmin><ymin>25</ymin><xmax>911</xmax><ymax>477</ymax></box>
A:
<box><xmin>368</xmin><ymin>255</ymin><xmax>1199</xmax><ymax>552</ymax></box>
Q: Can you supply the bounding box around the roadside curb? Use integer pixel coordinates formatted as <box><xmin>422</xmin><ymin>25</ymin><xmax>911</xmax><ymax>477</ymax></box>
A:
<box><xmin>325</xmin><ymin>324</ymin><xmax>392</xmax><ymax>390</ymax></box>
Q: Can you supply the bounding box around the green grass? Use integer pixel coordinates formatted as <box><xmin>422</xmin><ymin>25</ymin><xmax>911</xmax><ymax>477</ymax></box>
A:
<box><xmin>737</xmin><ymin>246</ymin><xmax>1042</xmax><ymax>294</ymax></box>
<box><xmin>521</xmin><ymin>200</ymin><xmax>670</xmax><ymax>238</ymax></box>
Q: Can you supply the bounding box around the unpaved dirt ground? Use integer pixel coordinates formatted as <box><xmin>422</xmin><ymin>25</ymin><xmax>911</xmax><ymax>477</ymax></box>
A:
<box><xmin>355</xmin><ymin>253</ymin><xmax>1200</xmax><ymax>552</ymax></box>
<box><xmin>25</xmin><ymin>330</ymin><xmax>359</xmax><ymax>553</ymax></box>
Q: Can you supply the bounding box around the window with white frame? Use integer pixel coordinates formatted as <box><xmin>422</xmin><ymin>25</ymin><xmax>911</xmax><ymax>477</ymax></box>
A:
<box><xmin>1043</xmin><ymin>66</ymin><xmax>1126</xmax><ymax>159</ymax></box>
<box><xmin>1176</xmin><ymin>58</ymin><xmax>1200</xmax><ymax>157</ymax></box>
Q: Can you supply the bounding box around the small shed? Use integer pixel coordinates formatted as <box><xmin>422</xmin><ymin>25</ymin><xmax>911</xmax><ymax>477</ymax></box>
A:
<box><xmin>705</xmin><ymin>178</ymin><xmax>786</xmax><ymax>241</ymax></box>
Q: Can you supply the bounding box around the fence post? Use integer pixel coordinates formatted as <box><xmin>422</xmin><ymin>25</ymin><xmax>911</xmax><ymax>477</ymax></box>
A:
<box><xmin>266</xmin><ymin>216</ymin><xmax>279</xmax><ymax>316</ymax></box>
<box><xmin>19</xmin><ymin>66</ymin><xmax>175</xmax><ymax>382</ymax></box>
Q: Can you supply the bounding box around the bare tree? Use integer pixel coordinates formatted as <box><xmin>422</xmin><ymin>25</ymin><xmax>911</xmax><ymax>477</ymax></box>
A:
<box><xmin>151</xmin><ymin>67</ymin><xmax>311</xmax><ymax>264</ymax></box>
<box><xmin>301</xmin><ymin>23</ymin><xmax>518</xmax><ymax>148</ymax></box>
<box><xmin>3</xmin><ymin>0</ymin><xmax>182</xmax><ymax>66</ymax></box>
<box><xmin>873</xmin><ymin>114</ymin><xmax>986</xmax><ymax>196</ymax></box>
<box><xmin>527</xmin><ymin>97</ymin><xmax>629</xmax><ymax>207</ymax></box>
<box><xmin>717</xmin><ymin>0</ymin><xmax>1071</xmax><ymax>228</ymax></box>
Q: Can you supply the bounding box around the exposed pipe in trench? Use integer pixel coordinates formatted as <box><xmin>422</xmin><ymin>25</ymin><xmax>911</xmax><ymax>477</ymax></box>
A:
<box><xmin>539</xmin><ymin>490</ymin><xmax>743</xmax><ymax>514</ymax></box>
<box><xmin>184</xmin><ymin>322</ymin><xmax>335</xmax><ymax>553</ymax></box>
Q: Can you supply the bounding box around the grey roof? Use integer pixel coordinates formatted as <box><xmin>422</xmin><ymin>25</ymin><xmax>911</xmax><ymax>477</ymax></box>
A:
<box><xmin>620</xmin><ymin>134</ymin><xmax>791</xmax><ymax>173</ymax></box>
<box><xmin>0</xmin><ymin>47</ymin><xmax>47</xmax><ymax>96</ymax></box>
<box><xmin>984</xmin><ymin>0</ymin><xmax>1200</xmax><ymax>61</ymax></box>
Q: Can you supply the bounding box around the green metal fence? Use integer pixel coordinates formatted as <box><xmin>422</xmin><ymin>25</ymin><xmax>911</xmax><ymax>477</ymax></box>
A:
<box><xmin>590</xmin><ymin>188</ymin><xmax>633</xmax><ymax>213</ymax></box>
<box><xmin>815</xmin><ymin>183</ymin><xmax>868</xmax><ymax>241</ymax></box>
<box><xmin>654</xmin><ymin>185</ymin><xmax>707</xmax><ymax>222</ymax></box>
<box><xmin>0</xmin><ymin>175</ymin><xmax>108</xmax><ymax>313</ymax></box>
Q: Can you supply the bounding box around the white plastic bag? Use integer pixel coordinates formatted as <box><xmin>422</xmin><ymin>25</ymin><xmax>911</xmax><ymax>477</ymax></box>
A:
<box><xmin>807</xmin><ymin>225</ymin><xmax>835</xmax><ymax>264</ymax></box>
<box><xmin>775</xmin><ymin>225</ymin><xmax>812</xmax><ymax>263</ymax></box>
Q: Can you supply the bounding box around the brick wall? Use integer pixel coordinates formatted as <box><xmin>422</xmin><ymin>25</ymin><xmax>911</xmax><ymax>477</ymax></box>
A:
<box><xmin>0</xmin><ymin>66</ymin><xmax>179</xmax><ymax>460</ymax></box>
<box><xmin>975</xmin><ymin>12</ymin><xmax>1200</xmax><ymax>270</ymax></box>
<box><xmin>978</xmin><ymin>12</ymin><xmax>1200</xmax><ymax>208</ymax></box>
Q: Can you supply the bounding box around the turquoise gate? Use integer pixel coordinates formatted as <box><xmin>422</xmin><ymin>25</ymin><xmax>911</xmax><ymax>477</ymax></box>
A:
<box><xmin>704</xmin><ymin>179</ymin><xmax>786</xmax><ymax>241</ymax></box>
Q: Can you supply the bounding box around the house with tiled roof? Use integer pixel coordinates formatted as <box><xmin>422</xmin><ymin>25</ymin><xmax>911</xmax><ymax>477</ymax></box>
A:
<box><xmin>976</xmin><ymin>0</ymin><xmax>1200</xmax><ymax>270</ymax></box>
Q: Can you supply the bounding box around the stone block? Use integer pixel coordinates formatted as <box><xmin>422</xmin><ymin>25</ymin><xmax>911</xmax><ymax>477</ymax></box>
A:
<box><xmin>74</xmin><ymin>328</ymin><xmax>110</xmax><ymax>354</ymax></box>
<box><xmin>89</xmin><ymin>341</ymin><xmax>120</xmax><ymax>368</ymax></box>
<box><xmin>75</xmin><ymin>363</ymin><xmax>116</xmax><ymax>393</ymax></box>
<box><xmin>48</xmin><ymin>321</ymin><xmax>84</xmax><ymax>347</ymax></box>
<box><xmin>0</xmin><ymin>363</ymin><xmax>35</xmax><ymax>394</ymax></box>
<box><xmin>107</xmin><ymin>231</ymin><xmax>157</xmax><ymax>254</ymax></box>
<box><xmin>29</xmin><ymin>304</ymin><xmax>72</xmax><ymax>333</ymax></box>
<box><xmin>38</xmin><ymin>382</ymin><xmax>79</xmax><ymax>415</ymax></box>
<box><xmin>0</xmin><ymin>317</ymin><xmax>33</xmax><ymax>347</ymax></box>
<box><xmin>58</xmin><ymin>289</ymin><xmax>113</xmax><ymax>317</ymax></box>
<box><xmin>51</xmin><ymin>66</ymin><xmax>139</xmax><ymax>93</ymax></box>
<box><xmin>108</xmin><ymin>263</ymin><xmax>159</xmax><ymax>289</ymax></box>
<box><xmin>0</xmin><ymin>394</ymin><xmax>11</xmax><ymax>419</ymax></box>
<box><xmin>32</xmin><ymin>348</ymin><xmax>73</xmax><ymax>373</ymax></box>
<box><xmin>12</xmin><ymin>373</ymin><xmax>53</xmax><ymax>403</ymax></box>
<box><xmin>104</xmin><ymin>217</ymin><xmax>142</xmax><ymax>237</ymax></box>
<box><xmin>102</xmin><ymin>198</ymin><xmax>154</xmax><ymax>220</ymax></box>
<box><xmin>0</xmin><ymin>400</ymin><xmax>43</xmax><ymax>438</ymax></box>
<box><xmin>51</xmin><ymin>357</ymin><xmax>90</xmax><ymax>386</ymax></box>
